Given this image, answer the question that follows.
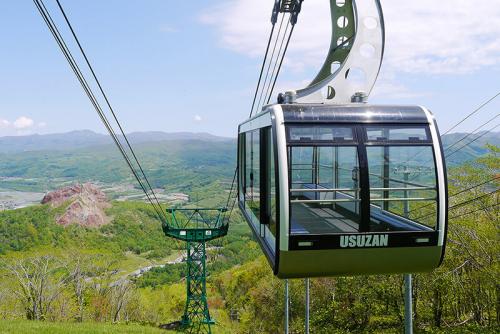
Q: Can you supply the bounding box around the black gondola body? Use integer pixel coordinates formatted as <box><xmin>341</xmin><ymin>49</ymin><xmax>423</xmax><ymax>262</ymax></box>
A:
<box><xmin>238</xmin><ymin>104</ymin><xmax>447</xmax><ymax>278</ymax></box>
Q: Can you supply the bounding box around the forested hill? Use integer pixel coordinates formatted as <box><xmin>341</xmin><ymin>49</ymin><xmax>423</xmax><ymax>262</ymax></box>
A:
<box><xmin>0</xmin><ymin>130</ymin><xmax>498</xmax><ymax>178</ymax></box>
<box><xmin>441</xmin><ymin>131</ymin><xmax>500</xmax><ymax>165</ymax></box>
<box><xmin>0</xmin><ymin>134</ymin><xmax>236</xmax><ymax>200</ymax></box>
<box><xmin>0</xmin><ymin>138</ymin><xmax>236</xmax><ymax>183</ymax></box>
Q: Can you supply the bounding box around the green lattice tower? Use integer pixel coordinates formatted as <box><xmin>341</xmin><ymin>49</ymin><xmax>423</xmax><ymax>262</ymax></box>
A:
<box><xmin>162</xmin><ymin>208</ymin><xmax>229</xmax><ymax>334</ymax></box>
<box><xmin>182</xmin><ymin>241</ymin><xmax>213</xmax><ymax>333</ymax></box>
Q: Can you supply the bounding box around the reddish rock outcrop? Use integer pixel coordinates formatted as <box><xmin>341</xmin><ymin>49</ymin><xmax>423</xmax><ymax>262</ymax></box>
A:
<box><xmin>41</xmin><ymin>183</ymin><xmax>110</xmax><ymax>228</ymax></box>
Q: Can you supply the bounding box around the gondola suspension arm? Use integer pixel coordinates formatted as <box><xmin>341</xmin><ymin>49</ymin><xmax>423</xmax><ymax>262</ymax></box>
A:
<box><xmin>279</xmin><ymin>0</ymin><xmax>385</xmax><ymax>104</ymax></box>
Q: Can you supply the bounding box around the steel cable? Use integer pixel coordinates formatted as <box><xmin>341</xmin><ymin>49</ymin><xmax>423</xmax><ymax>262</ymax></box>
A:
<box><xmin>414</xmin><ymin>188</ymin><xmax>499</xmax><ymax>220</ymax></box>
<box><xmin>407</xmin><ymin>175</ymin><xmax>500</xmax><ymax>214</ymax></box>
<box><xmin>449</xmin><ymin>202</ymin><xmax>499</xmax><ymax>220</ymax></box>
<box><xmin>249</xmin><ymin>23</ymin><xmax>277</xmax><ymax>118</ymax></box>
<box><xmin>262</xmin><ymin>19</ymin><xmax>291</xmax><ymax>106</ymax></box>
<box><xmin>37</xmin><ymin>0</ymin><xmax>165</xmax><ymax>220</ymax></box>
<box><xmin>405</xmin><ymin>90</ymin><xmax>500</xmax><ymax>170</ymax></box>
<box><xmin>54</xmin><ymin>0</ymin><xmax>165</xmax><ymax>218</ymax></box>
<box><xmin>408</xmin><ymin>120</ymin><xmax>499</xmax><ymax>183</ymax></box>
<box><xmin>255</xmin><ymin>13</ymin><xmax>286</xmax><ymax>117</ymax></box>
<box><xmin>449</xmin><ymin>175</ymin><xmax>500</xmax><ymax>199</ymax></box>
<box><xmin>443</xmin><ymin>113</ymin><xmax>499</xmax><ymax>153</ymax></box>
<box><xmin>448</xmin><ymin>188</ymin><xmax>499</xmax><ymax>211</ymax></box>
<box><xmin>441</xmin><ymin>91</ymin><xmax>500</xmax><ymax>136</ymax></box>
<box><xmin>227</xmin><ymin>5</ymin><xmax>301</xmax><ymax>222</ymax></box>
<box><xmin>445</xmin><ymin>123</ymin><xmax>500</xmax><ymax>159</ymax></box>
<box><xmin>34</xmin><ymin>0</ymin><xmax>166</xmax><ymax>221</ymax></box>
<box><xmin>266</xmin><ymin>23</ymin><xmax>295</xmax><ymax>105</ymax></box>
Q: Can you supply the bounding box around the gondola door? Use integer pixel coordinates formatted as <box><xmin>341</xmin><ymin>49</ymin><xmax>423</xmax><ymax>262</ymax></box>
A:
<box><xmin>240</xmin><ymin>127</ymin><xmax>277</xmax><ymax>257</ymax></box>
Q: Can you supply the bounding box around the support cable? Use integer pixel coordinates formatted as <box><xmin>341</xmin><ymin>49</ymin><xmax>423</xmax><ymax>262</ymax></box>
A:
<box><xmin>441</xmin><ymin>91</ymin><xmax>500</xmax><ymax>136</ymax></box>
<box><xmin>266</xmin><ymin>23</ymin><xmax>295</xmax><ymax>104</ymax></box>
<box><xmin>407</xmin><ymin>90</ymin><xmax>500</xmax><ymax>167</ymax></box>
<box><xmin>263</xmin><ymin>19</ymin><xmax>291</xmax><ymax>105</ymax></box>
<box><xmin>414</xmin><ymin>188</ymin><xmax>499</xmax><ymax>220</ymax></box>
<box><xmin>407</xmin><ymin>175</ymin><xmax>500</xmax><ymax>214</ymax></box>
<box><xmin>225</xmin><ymin>168</ymin><xmax>238</xmax><ymax>214</ymax></box>
<box><xmin>448</xmin><ymin>188</ymin><xmax>499</xmax><ymax>211</ymax></box>
<box><xmin>224</xmin><ymin>169</ymin><xmax>240</xmax><ymax>226</ymax></box>
<box><xmin>409</xmin><ymin>120</ymin><xmax>499</xmax><ymax>182</ymax></box>
<box><xmin>223</xmin><ymin>10</ymin><xmax>284</xmax><ymax>227</ymax></box>
<box><xmin>249</xmin><ymin>23</ymin><xmax>277</xmax><ymax>118</ymax></box>
<box><xmin>443</xmin><ymin>113</ymin><xmax>499</xmax><ymax>153</ymax></box>
<box><xmin>445</xmin><ymin>123</ymin><xmax>500</xmax><ymax>159</ymax></box>
<box><xmin>33</xmin><ymin>0</ymin><xmax>166</xmax><ymax>221</ymax></box>
<box><xmin>228</xmin><ymin>2</ymin><xmax>302</xmax><ymax>220</ymax></box>
<box><xmin>54</xmin><ymin>0</ymin><xmax>165</xmax><ymax>217</ymax></box>
<box><xmin>449</xmin><ymin>175</ymin><xmax>500</xmax><ymax>199</ymax></box>
<box><xmin>255</xmin><ymin>13</ymin><xmax>286</xmax><ymax>117</ymax></box>
<box><xmin>36</xmin><ymin>0</ymin><xmax>163</xmax><ymax>219</ymax></box>
<box><xmin>449</xmin><ymin>202</ymin><xmax>500</xmax><ymax>220</ymax></box>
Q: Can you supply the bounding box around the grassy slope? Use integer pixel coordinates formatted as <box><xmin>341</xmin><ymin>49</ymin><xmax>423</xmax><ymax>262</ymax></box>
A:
<box><xmin>0</xmin><ymin>320</ymin><xmax>165</xmax><ymax>334</ymax></box>
<box><xmin>0</xmin><ymin>319</ymin><xmax>492</xmax><ymax>334</ymax></box>
<box><xmin>0</xmin><ymin>319</ymin><xmax>244</xmax><ymax>334</ymax></box>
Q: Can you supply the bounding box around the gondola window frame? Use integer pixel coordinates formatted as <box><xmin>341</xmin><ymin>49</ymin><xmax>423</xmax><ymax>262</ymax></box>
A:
<box><xmin>284</xmin><ymin>122</ymin><xmax>441</xmax><ymax>239</ymax></box>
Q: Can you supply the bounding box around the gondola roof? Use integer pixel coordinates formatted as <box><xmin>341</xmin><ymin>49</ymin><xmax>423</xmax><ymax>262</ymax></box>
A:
<box><xmin>262</xmin><ymin>104</ymin><xmax>431</xmax><ymax>124</ymax></box>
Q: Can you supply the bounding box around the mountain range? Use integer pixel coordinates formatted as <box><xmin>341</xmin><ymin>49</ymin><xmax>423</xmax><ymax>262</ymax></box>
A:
<box><xmin>0</xmin><ymin>130</ymin><xmax>231</xmax><ymax>153</ymax></box>
<box><xmin>0</xmin><ymin>129</ymin><xmax>498</xmax><ymax>155</ymax></box>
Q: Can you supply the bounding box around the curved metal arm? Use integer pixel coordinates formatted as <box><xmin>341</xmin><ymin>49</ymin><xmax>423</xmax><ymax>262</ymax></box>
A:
<box><xmin>284</xmin><ymin>0</ymin><xmax>385</xmax><ymax>104</ymax></box>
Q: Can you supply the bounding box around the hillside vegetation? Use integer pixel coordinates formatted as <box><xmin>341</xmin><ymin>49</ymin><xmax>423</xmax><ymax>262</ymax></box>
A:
<box><xmin>216</xmin><ymin>146</ymin><xmax>498</xmax><ymax>333</ymax></box>
<box><xmin>0</xmin><ymin>194</ymin><xmax>260</xmax><ymax>332</ymax></box>
<box><xmin>0</xmin><ymin>130</ymin><xmax>498</xmax><ymax>194</ymax></box>
<box><xmin>0</xmin><ymin>320</ymin><xmax>166</xmax><ymax>334</ymax></box>
<box><xmin>0</xmin><ymin>135</ymin><xmax>498</xmax><ymax>333</ymax></box>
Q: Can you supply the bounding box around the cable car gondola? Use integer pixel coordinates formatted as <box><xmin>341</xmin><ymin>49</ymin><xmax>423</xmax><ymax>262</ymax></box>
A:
<box><xmin>238</xmin><ymin>104</ymin><xmax>447</xmax><ymax>278</ymax></box>
<box><xmin>238</xmin><ymin>0</ymin><xmax>447</xmax><ymax>278</ymax></box>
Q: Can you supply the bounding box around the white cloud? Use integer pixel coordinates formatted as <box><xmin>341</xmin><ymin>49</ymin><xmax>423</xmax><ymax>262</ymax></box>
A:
<box><xmin>201</xmin><ymin>0</ymin><xmax>500</xmax><ymax>75</ymax></box>
<box><xmin>371</xmin><ymin>80</ymin><xmax>427</xmax><ymax>100</ymax></box>
<box><xmin>0</xmin><ymin>116</ymin><xmax>47</xmax><ymax>136</ymax></box>
<box><xmin>0</xmin><ymin>119</ymin><xmax>10</xmax><ymax>128</ymax></box>
<box><xmin>13</xmin><ymin>116</ymin><xmax>35</xmax><ymax>129</ymax></box>
<box><xmin>194</xmin><ymin>115</ymin><xmax>202</xmax><ymax>122</ymax></box>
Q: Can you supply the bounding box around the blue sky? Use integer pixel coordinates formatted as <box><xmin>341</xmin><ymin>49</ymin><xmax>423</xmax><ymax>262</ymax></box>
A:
<box><xmin>0</xmin><ymin>0</ymin><xmax>499</xmax><ymax>137</ymax></box>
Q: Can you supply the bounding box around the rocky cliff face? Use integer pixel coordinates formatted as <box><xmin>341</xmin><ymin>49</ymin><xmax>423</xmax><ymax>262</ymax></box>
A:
<box><xmin>41</xmin><ymin>183</ymin><xmax>110</xmax><ymax>227</ymax></box>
